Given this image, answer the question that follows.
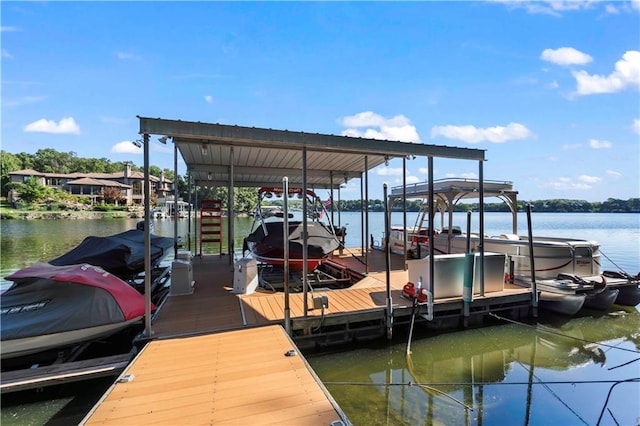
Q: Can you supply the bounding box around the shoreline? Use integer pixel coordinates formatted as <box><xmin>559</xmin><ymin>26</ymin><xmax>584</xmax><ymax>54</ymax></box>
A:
<box><xmin>0</xmin><ymin>211</ymin><xmax>140</xmax><ymax>220</ymax></box>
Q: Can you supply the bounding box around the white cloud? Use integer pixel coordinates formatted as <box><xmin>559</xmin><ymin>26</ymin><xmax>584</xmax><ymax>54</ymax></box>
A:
<box><xmin>588</xmin><ymin>138</ymin><xmax>612</xmax><ymax>149</ymax></box>
<box><xmin>339</xmin><ymin>111</ymin><xmax>421</xmax><ymax>143</ymax></box>
<box><xmin>445</xmin><ymin>172</ymin><xmax>478</xmax><ymax>179</ymax></box>
<box><xmin>376</xmin><ymin>167</ymin><xmax>404</xmax><ymax>177</ymax></box>
<box><xmin>632</xmin><ymin>118</ymin><xmax>640</xmax><ymax>135</ymax></box>
<box><xmin>572</xmin><ymin>50</ymin><xmax>640</xmax><ymax>95</ymax></box>
<box><xmin>542</xmin><ymin>176</ymin><xmax>593</xmax><ymax>190</ymax></box>
<box><xmin>430</xmin><ymin>122</ymin><xmax>533</xmax><ymax>143</ymax></box>
<box><xmin>111</xmin><ymin>141</ymin><xmax>143</xmax><ymax>154</ymax></box>
<box><xmin>2</xmin><ymin>49</ymin><xmax>12</xmax><ymax>59</ymax></box>
<box><xmin>541</xmin><ymin>47</ymin><xmax>593</xmax><ymax>66</ymax></box>
<box><xmin>404</xmin><ymin>175</ymin><xmax>421</xmax><ymax>185</ymax></box>
<box><xmin>341</xmin><ymin>111</ymin><xmax>409</xmax><ymax>128</ymax></box>
<box><xmin>1</xmin><ymin>26</ymin><xmax>20</xmax><ymax>32</ymax></box>
<box><xmin>493</xmin><ymin>0</ymin><xmax>635</xmax><ymax>16</ymax></box>
<box><xmin>23</xmin><ymin>117</ymin><xmax>81</xmax><ymax>134</ymax></box>
<box><xmin>205</xmin><ymin>95</ymin><xmax>214</xmax><ymax>104</ymax></box>
<box><xmin>578</xmin><ymin>175</ymin><xmax>602</xmax><ymax>184</ymax></box>
<box><xmin>606</xmin><ymin>170</ymin><xmax>623</xmax><ymax>178</ymax></box>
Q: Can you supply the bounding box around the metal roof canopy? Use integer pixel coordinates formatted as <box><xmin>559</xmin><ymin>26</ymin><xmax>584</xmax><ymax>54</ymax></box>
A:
<box><xmin>389</xmin><ymin>178</ymin><xmax>518</xmax><ymax>203</ymax></box>
<box><xmin>389</xmin><ymin>178</ymin><xmax>519</xmax><ymax>233</ymax></box>
<box><xmin>138</xmin><ymin>117</ymin><xmax>486</xmax><ymax>189</ymax></box>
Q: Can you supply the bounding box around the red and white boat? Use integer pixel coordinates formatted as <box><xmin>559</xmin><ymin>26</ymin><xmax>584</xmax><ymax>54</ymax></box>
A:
<box><xmin>242</xmin><ymin>187</ymin><xmax>344</xmax><ymax>271</ymax></box>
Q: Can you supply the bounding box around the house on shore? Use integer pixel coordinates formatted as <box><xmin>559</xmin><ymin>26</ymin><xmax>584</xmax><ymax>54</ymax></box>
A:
<box><xmin>8</xmin><ymin>162</ymin><xmax>172</xmax><ymax>206</ymax></box>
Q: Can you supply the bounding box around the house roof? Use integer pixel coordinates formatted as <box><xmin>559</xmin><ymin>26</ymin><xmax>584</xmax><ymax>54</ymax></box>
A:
<box><xmin>9</xmin><ymin>168</ymin><xmax>43</xmax><ymax>176</ymax></box>
<box><xmin>8</xmin><ymin>169</ymin><xmax>167</xmax><ymax>183</ymax></box>
<box><xmin>65</xmin><ymin>177</ymin><xmax>132</xmax><ymax>188</ymax></box>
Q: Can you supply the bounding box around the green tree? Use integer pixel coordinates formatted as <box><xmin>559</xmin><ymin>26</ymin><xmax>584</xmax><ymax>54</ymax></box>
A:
<box><xmin>9</xmin><ymin>176</ymin><xmax>52</xmax><ymax>204</ymax></box>
<box><xmin>74</xmin><ymin>157</ymin><xmax>113</xmax><ymax>173</ymax></box>
<box><xmin>33</xmin><ymin>149</ymin><xmax>77</xmax><ymax>173</ymax></box>
<box><xmin>1</xmin><ymin>151</ymin><xmax>22</xmax><ymax>196</ymax></box>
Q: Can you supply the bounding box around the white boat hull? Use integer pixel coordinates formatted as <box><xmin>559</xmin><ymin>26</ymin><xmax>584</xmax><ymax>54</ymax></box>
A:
<box><xmin>388</xmin><ymin>227</ymin><xmax>601</xmax><ymax>280</ymax></box>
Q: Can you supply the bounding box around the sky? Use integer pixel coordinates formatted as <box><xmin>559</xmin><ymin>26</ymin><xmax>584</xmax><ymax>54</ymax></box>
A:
<box><xmin>2</xmin><ymin>0</ymin><xmax>639</xmax><ymax>202</ymax></box>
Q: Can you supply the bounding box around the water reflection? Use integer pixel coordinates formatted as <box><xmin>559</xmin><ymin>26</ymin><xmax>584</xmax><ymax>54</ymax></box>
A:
<box><xmin>309</xmin><ymin>307</ymin><xmax>640</xmax><ymax>425</ymax></box>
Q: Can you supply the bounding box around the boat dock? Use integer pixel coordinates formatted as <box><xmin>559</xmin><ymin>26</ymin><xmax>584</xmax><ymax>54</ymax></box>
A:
<box><xmin>148</xmin><ymin>249</ymin><xmax>532</xmax><ymax>344</ymax></box>
<box><xmin>81</xmin><ymin>325</ymin><xmax>347</xmax><ymax>425</ymax></box>
<box><xmin>77</xmin><ymin>248</ymin><xmax>532</xmax><ymax>424</ymax></box>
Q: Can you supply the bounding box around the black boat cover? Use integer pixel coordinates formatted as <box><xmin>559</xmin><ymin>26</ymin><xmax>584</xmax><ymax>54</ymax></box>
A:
<box><xmin>49</xmin><ymin>229</ymin><xmax>174</xmax><ymax>277</ymax></box>
<box><xmin>244</xmin><ymin>221</ymin><xmax>340</xmax><ymax>258</ymax></box>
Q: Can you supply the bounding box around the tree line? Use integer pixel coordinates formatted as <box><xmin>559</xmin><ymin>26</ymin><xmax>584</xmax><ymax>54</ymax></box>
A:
<box><xmin>1</xmin><ymin>149</ymin><xmax>638</xmax><ymax>213</ymax></box>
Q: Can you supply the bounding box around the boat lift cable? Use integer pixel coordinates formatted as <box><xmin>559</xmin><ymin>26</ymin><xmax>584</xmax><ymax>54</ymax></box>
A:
<box><xmin>596</xmin><ymin>378</ymin><xmax>640</xmax><ymax>425</ymax></box>
<box><xmin>600</xmin><ymin>249</ymin><xmax>636</xmax><ymax>276</ymax></box>
<box><xmin>478</xmin><ymin>328</ymin><xmax>591</xmax><ymax>426</ymax></box>
<box><xmin>404</xmin><ymin>290</ymin><xmax>473</xmax><ymax>412</ymax></box>
<box><xmin>488</xmin><ymin>313</ymin><xmax>640</xmax><ymax>355</ymax></box>
<box><xmin>323</xmin><ymin>379</ymin><xmax>640</xmax><ymax>387</ymax></box>
<box><xmin>482</xmin><ymin>318</ymin><xmax>640</xmax><ymax>424</ymax></box>
<box><xmin>326</xmin><ymin>377</ymin><xmax>640</xmax><ymax>423</ymax></box>
<box><xmin>608</xmin><ymin>356</ymin><xmax>640</xmax><ymax>371</ymax></box>
<box><xmin>404</xmin><ymin>354</ymin><xmax>474</xmax><ymax>412</ymax></box>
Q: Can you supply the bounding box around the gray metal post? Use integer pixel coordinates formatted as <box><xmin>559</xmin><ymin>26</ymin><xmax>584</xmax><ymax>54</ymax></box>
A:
<box><xmin>384</xmin><ymin>183</ymin><xmax>393</xmax><ymax>340</ymax></box>
<box><xmin>283</xmin><ymin>177</ymin><xmax>291</xmax><ymax>335</ymax></box>
<box><xmin>364</xmin><ymin>156</ymin><xmax>369</xmax><ymax>273</ymax></box>
<box><xmin>174</xmin><ymin>142</ymin><xmax>179</xmax><ymax>259</ymax></box>
<box><xmin>229</xmin><ymin>147</ymin><xmax>234</xmax><ymax>263</ymax></box>
<box><xmin>526</xmin><ymin>203</ymin><xmax>539</xmax><ymax>317</ymax></box>
<box><xmin>302</xmin><ymin>148</ymin><xmax>309</xmax><ymax>316</ymax></box>
<box><xmin>428</xmin><ymin>157</ymin><xmax>434</xmax><ymax>305</ymax></box>
<box><xmin>403</xmin><ymin>157</ymin><xmax>407</xmax><ymax>266</ymax></box>
<box><xmin>143</xmin><ymin>133</ymin><xmax>152</xmax><ymax>338</ymax></box>
<box><xmin>479</xmin><ymin>160</ymin><xmax>485</xmax><ymax>297</ymax></box>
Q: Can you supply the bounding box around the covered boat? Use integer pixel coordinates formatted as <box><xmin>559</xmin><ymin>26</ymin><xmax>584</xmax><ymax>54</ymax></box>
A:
<box><xmin>243</xmin><ymin>187</ymin><xmax>343</xmax><ymax>271</ymax></box>
<box><xmin>49</xmin><ymin>229</ymin><xmax>174</xmax><ymax>278</ymax></box>
<box><xmin>1</xmin><ymin>263</ymin><xmax>151</xmax><ymax>360</ymax></box>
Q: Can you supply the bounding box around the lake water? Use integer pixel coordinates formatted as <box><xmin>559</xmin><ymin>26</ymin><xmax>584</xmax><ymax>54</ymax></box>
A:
<box><xmin>1</xmin><ymin>212</ymin><xmax>639</xmax><ymax>425</ymax></box>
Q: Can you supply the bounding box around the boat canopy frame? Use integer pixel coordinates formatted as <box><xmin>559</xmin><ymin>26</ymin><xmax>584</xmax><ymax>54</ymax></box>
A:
<box><xmin>137</xmin><ymin>116</ymin><xmax>492</xmax><ymax>337</ymax></box>
<box><xmin>389</xmin><ymin>178</ymin><xmax>519</xmax><ymax>232</ymax></box>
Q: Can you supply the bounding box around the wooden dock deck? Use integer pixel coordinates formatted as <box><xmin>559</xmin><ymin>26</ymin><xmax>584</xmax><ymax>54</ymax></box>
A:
<box><xmin>81</xmin><ymin>325</ymin><xmax>348</xmax><ymax>425</ymax></box>
<box><xmin>80</xmin><ymin>248</ymin><xmax>532</xmax><ymax>424</ymax></box>
<box><xmin>148</xmin><ymin>248</ymin><xmax>533</xmax><ymax>343</ymax></box>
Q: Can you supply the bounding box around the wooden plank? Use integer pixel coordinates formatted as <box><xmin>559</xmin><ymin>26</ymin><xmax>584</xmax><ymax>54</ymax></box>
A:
<box><xmin>82</xmin><ymin>325</ymin><xmax>346</xmax><ymax>425</ymax></box>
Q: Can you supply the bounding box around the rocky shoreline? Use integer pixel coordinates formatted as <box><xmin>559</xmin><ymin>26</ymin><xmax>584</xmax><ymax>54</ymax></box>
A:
<box><xmin>0</xmin><ymin>210</ymin><xmax>143</xmax><ymax>220</ymax></box>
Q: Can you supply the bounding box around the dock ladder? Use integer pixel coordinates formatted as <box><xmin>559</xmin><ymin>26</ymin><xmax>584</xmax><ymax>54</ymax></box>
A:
<box><xmin>199</xmin><ymin>199</ymin><xmax>223</xmax><ymax>256</ymax></box>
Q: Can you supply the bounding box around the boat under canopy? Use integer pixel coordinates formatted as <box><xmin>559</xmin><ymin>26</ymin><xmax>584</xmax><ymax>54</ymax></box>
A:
<box><xmin>243</xmin><ymin>187</ymin><xmax>343</xmax><ymax>271</ymax></box>
<box><xmin>1</xmin><ymin>263</ymin><xmax>150</xmax><ymax>360</ymax></box>
<box><xmin>49</xmin><ymin>229</ymin><xmax>174</xmax><ymax>278</ymax></box>
<box><xmin>244</xmin><ymin>220</ymin><xmax>340</xmax><ymax>271</ymax></box>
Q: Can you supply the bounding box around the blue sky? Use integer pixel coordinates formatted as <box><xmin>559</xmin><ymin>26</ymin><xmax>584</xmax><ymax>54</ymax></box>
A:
<box><xmin>2</xmin><ymin>1</ymin><xmax>639</xmax><ymax>202</ymax></box>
